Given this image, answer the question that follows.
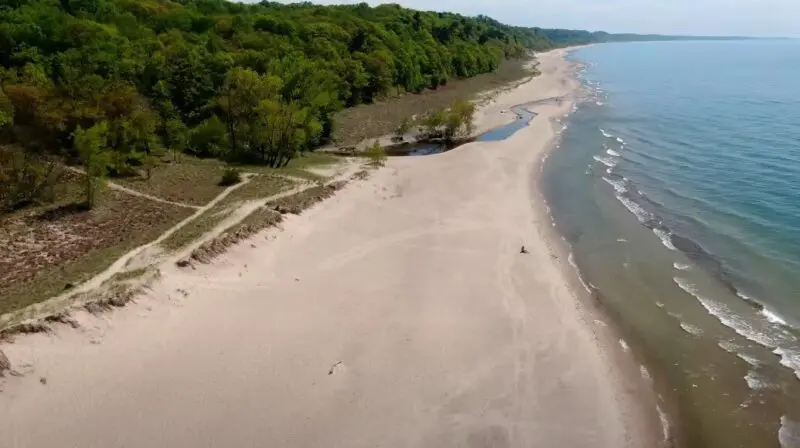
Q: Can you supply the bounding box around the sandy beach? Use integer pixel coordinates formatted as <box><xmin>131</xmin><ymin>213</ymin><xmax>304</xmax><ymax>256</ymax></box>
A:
<box><xmin>0</xmin><ymin>49</ymin><xmax>658</xmax><ymax>447</ymax></box>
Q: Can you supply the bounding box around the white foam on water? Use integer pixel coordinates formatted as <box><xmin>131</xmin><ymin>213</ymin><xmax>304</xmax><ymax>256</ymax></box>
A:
<box><xmin>676</xmin><ymin>278</ymin><xmax>773</xmax><ymax>347</ymax></box>
<box><xmin>606</xmin><ymin>148</ymin><xmax>621</xmax><ymax>157</ymax></box>
<box><xmin>593</xmin><ymin>155</ymin><xmax>617</xmax><ymax>168</ymax></box>
<box><xmin>653</xmin><ymin>228</ymin><xmax>678</xmax><ymax>251</ymax></box>
<box><xmin>599</xmin><ymin>128</ymin><xmax>613</xmax><ymax>138</ymax></box>
<box><xmin>656</xmin><ymin>404</ymin><xmax>671</xmax><ymax>442</ymax></box>
<box><xmin>680</xmin><ymin>322</ymin><xmax>704</xmax><ymax>337</ymax></box>
<box><xmin>762</xmin><ymin>308</ymin><xmax>789</xmax><ymax>326</ymax></box>
<box><xmin>718</xmin><ymin>340</ymin><xmax>740</xmax><ymax>354</ymax></box>
<box><xmin>602</xmin><ymin>176</ymin><xmax>627</xmax><ymax>194</ymax></box>
<box><xmin>656</xmin><ymin>301</ymin><xmax>665</xmax><ymax>308</ymax></box>
<box><xmin>718</xmin><ymin>340</ymin><xmax>761</xmax><ymax>366</ymax></box>
<box><xmin>616</xmin><ymin>137</ymin><xmax>625</xmax><ymax>144</ymax></box>
<box><xmin>577</xmin><ymin>274</ymin><xmax>592</xmax><ymax>293</ymax></box>
<box><xmin>619</xmin><ymin>339</ymin><xmax>631</xmax><ymax>352</ymax></box>
<box><xmin>567</xmin><ymin>252</ymin><xmax>577</xmax><ymax>269</ymax></box>
<box><xmin>774</xmin><ymin>347</ymin><xmax>800</xmax><ymax>381</ymax></box>
<box><xmin>744</xmin><ymin>370</ymin><xmax>776</xmax><ymax>391</ymax></box>
<box><xmin>640</xmin><ymin>365</ymin><xmax>652</xmax><ymax>381</ymax></box>
<box><xmin>617</xmin><ymin>238</ymin><xmax>628</xmax><ymax>242</ymax></box>
<box><xmin>779</xmin><ymin>416</ymin><xmax>800</xmax><ymax>448</ymax></box>
<box><xmin>615</xmin><ymin>194</ymin><xmax>653</xmax><ymax>224</ymax></box>
<box><xmin>673</xmin><ymin>262</ymin><xmax>691</xmax><ymax>271</ymax></box>
<box><xmin>676</xmin><ymin>278</ymin><xmax>800</xmax><ymax>380</ymax></box>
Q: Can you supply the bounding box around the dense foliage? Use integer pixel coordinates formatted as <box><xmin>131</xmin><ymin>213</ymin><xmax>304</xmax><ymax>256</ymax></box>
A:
<box><xmin>0</xmin><ymin>0</ymin><xmax>559</xmax><ymax>173</ymax></box>
<box><xmin>0</xmin><ymin>0</ymin><xmax>710</xmax><ymax>211</ymax></box>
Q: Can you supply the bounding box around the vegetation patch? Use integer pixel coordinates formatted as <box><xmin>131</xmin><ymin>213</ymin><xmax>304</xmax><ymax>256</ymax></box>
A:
<box><xmin>332</xmin><ymin>59</ymin><xmax>535</xmax><ymax>146</ymax></box>
<box><xmin>0</xmin><ymin>190</ymin><xmax>191</xmax><ymax>316</ymax></box>
<box><xmin>180</xmin><ymin>180</ymin><xmax>350</xmax><ymax>266</ymax></box>
<box><xmin>159</xmin><ymin>206</ymin><xmax>235</xmax><ymax>252</ymax></box>
<box><xmin>218</xmin><ymin>167</ymin><xmax>242</xmax><ymax>187</ymax></box>
<box><xmin>160</xmin><ymin>173</ymin><xmax>295</xmax><ymax>253</ymax></box>
<box><xmin>115</xmin><ymin>159</ymin><xmax>228</xmax><ymax>206</ymax></box>
<box><xmin>109</xmin><ymin>267</ymin><xmax>150</xmax><ymax>283</ymax></box>
<box><xmin>269</xmin><ymin>181</ymin><xmax>348</xmax><ymax>215</ymax></box>
<box><xmin>187</xmin><ymin>207</ymin><xmax>284</xmax><ymax>264</ymax></box>
<box><xmin>218</xmin><ymin>174</ymin><xmax>295</xmax><ymax>206</ymax></box>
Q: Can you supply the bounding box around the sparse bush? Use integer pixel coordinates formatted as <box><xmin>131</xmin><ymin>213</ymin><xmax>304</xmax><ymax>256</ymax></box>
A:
<box><xmin>395</xmin><ymin>117</ymin><xmax>411</xmax><ymax>141</ymax></box>
<box><xmin>218</xmin><ymin>167</ymin><xmax>242</xmax><ymax>186</ymax></box>
<box><xmin>421</xmin><ymin>110</ymin><xmax>445</xmax><ymax>139</ymax></box>
<box><xmin>0</xmin><ymin>147</ymin><xmax>64</xmax><ymax>212</ymax></box>
<box><xmin>444</xmin><ymin>99</ymin><xmax>476</xmax><ymax>140</ymax></box>
<box><xmin>366</xmin><ymin>141</ymin><xmax>387</xmax><ymax>168</ymax></box>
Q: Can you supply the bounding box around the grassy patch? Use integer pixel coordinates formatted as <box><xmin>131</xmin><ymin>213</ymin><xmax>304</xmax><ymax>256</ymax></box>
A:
<box><xmin>333</xmin><ymin>59</ymin><xmax>535</xmax><ymax>146</ymax></box>
<box><xmin>268</xmin><ymin>181</ymin><xmax>348</xmax><ymax>215</ymax></box>
<box><xmin>159</xmin><ymin>206</ymin><xmax>234</xmax><ymax>252</ymax></box>
<box><xmin>114</xmin><ymin>158</ymin><xmax>227</xmax><ymax>206</ymax></box>
<box><xmin>0</xmin><ymin>190</ymin><xmax>191</xmax><ymax>316</ymax></box>
<box><xmin>229</xmin><ymin>151</ymin><xmax>340</xmax><ymax>181</ymax></box>
<box><xmin>218</xmin><ymin>174</ymin><xmax>295</xmax><ymax>206</ymax></box>
<box><xmin>188</xmin><ymin>207</ymin><xmax>284</xmax><ymax>264</ymax></box>
<box><xmin>181</xmin><ymin>180</ymin><xmax>350</xmax><ymax>266</ymax></box>
<box><xmin>159</xmin><ymin>173</ymin><xmax>296</xmax><ymax>253</ymax></box>
<box><xmin>109</xmin><ymin>267</ymin><xmax>150</xmax><ymax>283</ymax></box>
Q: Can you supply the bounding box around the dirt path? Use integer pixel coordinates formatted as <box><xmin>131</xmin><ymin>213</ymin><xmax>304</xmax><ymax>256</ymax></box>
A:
<box><xmin>167</xmin><ymin>162</ymin><xmax>364</xmax><ymax>263</ymax></box>
<box><xmin>0</xmin><ymin>173</ymin><xmax>255</xmax><ymax>328</ymax></box>
<box><xmin>64</xmin><ymin>166</ymin><xmax>201</xmax><ymax>210</ymax></box>
<box><xmin>1</xmin><ymin>162</ymin><xmax>362</xmax><ymax>329</ymax></box>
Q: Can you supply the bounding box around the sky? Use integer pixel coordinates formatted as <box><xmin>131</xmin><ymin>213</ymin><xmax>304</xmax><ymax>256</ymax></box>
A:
<box><xmin>271</xmin><ymin>0</ymin><xmax>798</xmax><ymax>37</ymax></box>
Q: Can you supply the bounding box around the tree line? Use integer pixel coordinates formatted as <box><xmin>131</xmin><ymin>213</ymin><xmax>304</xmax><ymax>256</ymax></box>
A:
<box><xmin>0</xmin><ymin>0</ymin><xmax>622</xmax><ymax>211</ymax></box>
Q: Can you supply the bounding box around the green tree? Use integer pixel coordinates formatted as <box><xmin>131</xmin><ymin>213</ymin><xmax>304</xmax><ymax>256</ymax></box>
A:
<box><xmin>366</xmin><ymin>141</ymin><xmax>387</xmax><ymax>168</ymax></box>
<box><xmin>0</xmin><ymin>88</ymin><xmax>12</xmax><ymax>129</ymax></box>
<box><xmin>188</xmin><ymin>115</ymin><xmax>227</xmax><ymax>157</ymax></box>
<box><xmin>219</xmin><ymin>67</ymin><xmax>282</xmax><ymax>158</ymax></box>
<box><xmin>443</xmin><ymin>99</ymin><xmax>476</xmax><ymax>141</ymax></box>
<box><xmin>74</xmin><ymin>121</ymin><xmax>110</xmax><ymax>209</ymax></box>
<box><xmin>165</xmin><ymin>118</ymin><xmax>188</xmax><ymax>161</ymax></box>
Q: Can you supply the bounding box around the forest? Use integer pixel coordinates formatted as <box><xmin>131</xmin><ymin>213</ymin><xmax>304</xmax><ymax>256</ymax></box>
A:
<box><xmin>0</xmin><ymin>0</ymin><xmax>652</xmax><ymax>212</ymax></box>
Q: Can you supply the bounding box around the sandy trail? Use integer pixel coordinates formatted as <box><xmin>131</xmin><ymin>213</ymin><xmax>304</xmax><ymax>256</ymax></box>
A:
<box><xmin>65</xmin><ymin>166</ymin><xmax>202</xmax><ymax>210</ymax></box>
<box><xmin>0</xmin><ymin>50</ymin><xmax>655</xmax><ymax>447</ymax></box>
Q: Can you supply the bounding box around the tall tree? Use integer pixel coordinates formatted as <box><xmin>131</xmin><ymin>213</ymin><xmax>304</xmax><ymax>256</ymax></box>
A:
<box><xmin>74</xmin><ymin>121</ymin><xmax>110</xmax><ymax>209</ymax></box>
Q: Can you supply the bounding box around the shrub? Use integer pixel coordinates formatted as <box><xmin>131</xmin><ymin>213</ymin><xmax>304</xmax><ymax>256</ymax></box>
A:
<box><xmin>366</xmin><ymin>141</ymin><xmax>387</xmax><ymax>168</ymax></box>
<box><xmin>395</xmin><ymin>117</ymin><xmax>411</xmax><ymax>140</ymax></box>
<box><xmin>218</xmin><ymin>167</ymin><xmax>242</xmax><ymax>186</ymax></box>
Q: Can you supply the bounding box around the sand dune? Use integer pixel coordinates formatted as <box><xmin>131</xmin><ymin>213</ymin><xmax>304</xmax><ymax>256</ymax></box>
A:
<box><xmin>0</xmin><ymin>50</ymin><xmax>656</xmax><ymax>447</ymax></box>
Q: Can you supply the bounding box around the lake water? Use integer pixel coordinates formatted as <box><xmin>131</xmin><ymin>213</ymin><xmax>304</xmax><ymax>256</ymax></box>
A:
<box><xmin>542</xmin><ymin>40</ymin><xmax>800</xmax><ymax>447</ymax></box>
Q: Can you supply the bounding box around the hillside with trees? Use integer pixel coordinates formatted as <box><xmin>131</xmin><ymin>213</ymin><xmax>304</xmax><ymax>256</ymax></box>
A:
<box><xmin>0</xmin><ymin>0</ymin><xmax>556</xmax><ymax>192</ymax></box>
<box><xmin>0</xmin><ymin>0</ymin><xmax>721</xmax><ymax>214</ymax></box>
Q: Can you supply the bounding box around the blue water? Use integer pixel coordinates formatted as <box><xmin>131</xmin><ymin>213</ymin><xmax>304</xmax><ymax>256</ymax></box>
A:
<box><xmin>543</xmin><ymin>40</ymin><xmax>800</xmax><ymax>447</ymax></box>
<box><xmin>578</xmin><ymin>40</ymin><xmax>800</xmax><ymax>321</ymax></box>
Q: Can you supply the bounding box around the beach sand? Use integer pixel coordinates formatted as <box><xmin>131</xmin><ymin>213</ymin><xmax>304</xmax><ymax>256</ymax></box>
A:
<box><xmin>0</xmin><ymin>49</ymin><xmax>658</xmax><ymax>447</ymax></box>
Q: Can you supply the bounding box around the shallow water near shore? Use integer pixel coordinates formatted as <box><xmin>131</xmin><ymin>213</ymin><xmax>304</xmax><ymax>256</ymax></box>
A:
<box><xmin>542</xmin><ymin>40</ymin><xmax>800</xmax><ymax>447</ymax></box>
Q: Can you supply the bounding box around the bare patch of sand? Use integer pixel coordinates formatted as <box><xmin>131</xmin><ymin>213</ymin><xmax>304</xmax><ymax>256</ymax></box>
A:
<box><xmin>0</xmin><ymin>49</ymin><xmax>658</xmax><ymax>447</ymax></box>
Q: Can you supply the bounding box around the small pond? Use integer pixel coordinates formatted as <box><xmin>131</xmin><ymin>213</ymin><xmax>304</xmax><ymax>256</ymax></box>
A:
<box><xmin>386</xmin><ymin>103</ymin><xmax>543</xmax><ymax>157</ymax></box>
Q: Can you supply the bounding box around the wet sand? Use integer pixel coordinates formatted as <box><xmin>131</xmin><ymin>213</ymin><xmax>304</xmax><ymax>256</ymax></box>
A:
<box><xmin>0</xmin><ymin>49</ymin><xmax>658</xmax><ymax>447</ymax></box>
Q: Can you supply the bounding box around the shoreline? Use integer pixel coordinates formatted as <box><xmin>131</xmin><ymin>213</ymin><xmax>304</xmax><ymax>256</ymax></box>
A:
<box><xmin>0</xmin><ymin>49</ymin><xmax>660</xmax><ymax>447</ymax></box>
<box><xmin>525</xmin><ymin>51</ymin><xmax>668</xmax><ymax>447</ymax></box>
<box><xmin>543</xmin><ymin>43</ymin><xmax>800</xmax><ymax>447</ymax></box>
